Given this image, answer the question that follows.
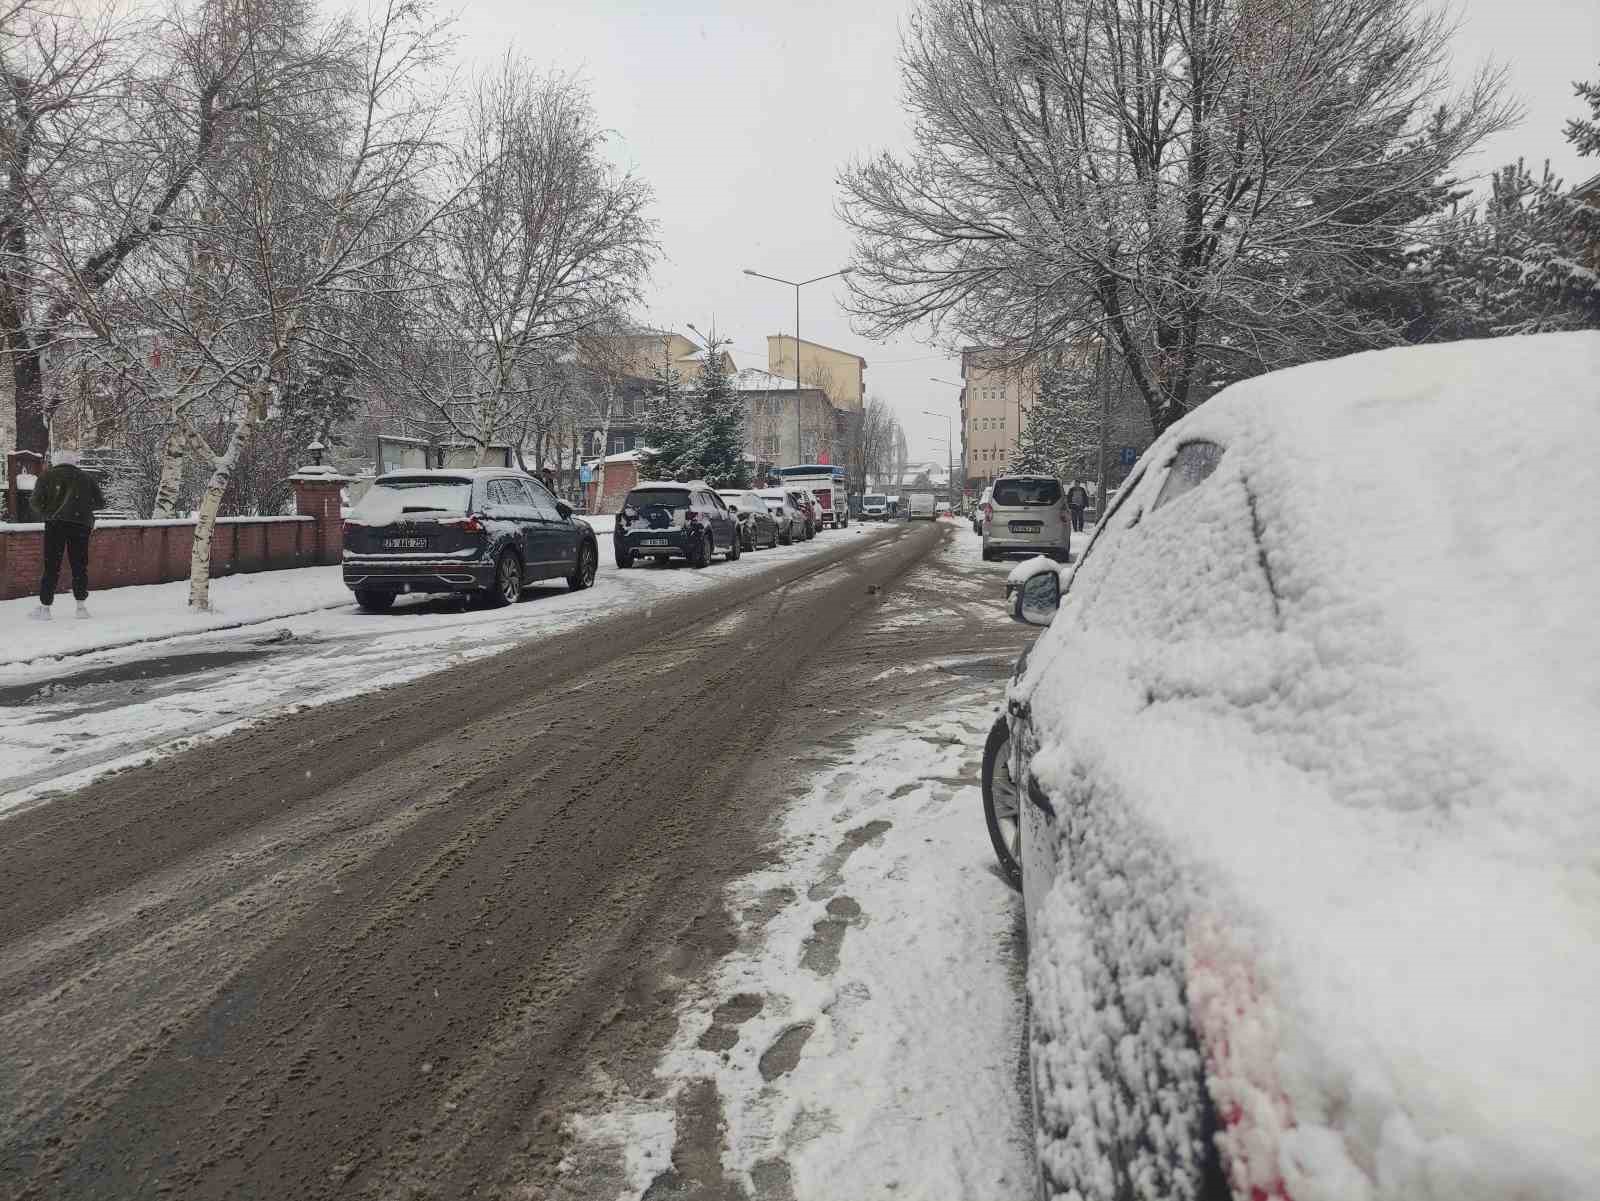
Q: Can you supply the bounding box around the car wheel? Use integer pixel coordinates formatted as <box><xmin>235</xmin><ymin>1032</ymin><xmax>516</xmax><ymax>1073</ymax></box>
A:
<box><xmin>726</xmin><ymin>532</ymin><xmax>741</xmax><ymax>561</ymax></box>
<box><xmin>616</xmin><ymin>546</ymin><xmax>634</xmax><ymax>569</ymax></box>
<box><xmin>353</xmin><ymin>588</ymin><xmax>395</xmax><ymax>612</ymax></box>
<box><xmin>981</xmin><ymin>546</ymin><xmax>995</xmax><ymax>562</ymax></box>
<box><xmin>779</xmin><ymin>526</ymin><xmax>792</xmax><ymax>545</ymax></box>
<box><xmin>688</xmin><ymin>531</ymin><xmax>711</xmax><ymax>568</ymax></box>
<box><xmin>488</xmin><ymin>551</ymin><xmax>522</xmax><ymax>607</ymax></box>
<box><xmin>981</xmin><ymin>716</ymin><xmax>1022</xmax><ymax>889</ymax></box>
<box><xmin>567</xmin><ymin>542</ymin><xmax>597</xmax><ymax>590</ymax></box>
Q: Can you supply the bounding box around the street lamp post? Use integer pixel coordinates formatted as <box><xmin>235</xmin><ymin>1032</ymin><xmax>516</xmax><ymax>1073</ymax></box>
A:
<box><xmin>922</xmin><ymin>409</ymin><xmax>952</xmax><ymax>508</ymax></box>
<box><xmin>742</xmin><ymin>267</ymin><xmax>848</xmax><ymax>466</ymax></box>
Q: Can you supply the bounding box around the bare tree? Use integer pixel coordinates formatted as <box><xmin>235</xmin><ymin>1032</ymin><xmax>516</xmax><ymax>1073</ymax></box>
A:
<box><xmin>80</xmin><ymin>0</ymin><xmax>455</xmax><ymax>609</ymax></box>
<box><xmin>851</xmin><ymin>394</ymin><xmax>903</xmax><ymax>490</ymax></box>
<box><xmin>839</xmin><ymin>0</ymin><xmax>1513</xmax><ymax>434</ymax></box>
<box><xmin>572</xmin><ymin>310</ymin><xmax>643</xmax><ymax>510</ymax></box>
<box><xmin>384</xmin><ymin>59</ymin><xmax>656</xmax><ymax>465</ymax></box>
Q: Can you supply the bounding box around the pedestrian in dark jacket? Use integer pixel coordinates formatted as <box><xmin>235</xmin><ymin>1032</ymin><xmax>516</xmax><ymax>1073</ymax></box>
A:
<box><xmin>1066</xmin><ymin>482</ymin><xmax>1089</xmax><ymax>532</ymax></box>
<box><xmin>29</xmin><ymin>450</ymin><xmax>105</xmax><ymax>621</ymax></box>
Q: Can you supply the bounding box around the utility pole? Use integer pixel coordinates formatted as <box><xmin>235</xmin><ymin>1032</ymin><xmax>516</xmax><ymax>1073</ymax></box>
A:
<box><xmin>1096</xmin><ymin>339</ymin><xmax>1111</xmax><ymax>523</ymax></box>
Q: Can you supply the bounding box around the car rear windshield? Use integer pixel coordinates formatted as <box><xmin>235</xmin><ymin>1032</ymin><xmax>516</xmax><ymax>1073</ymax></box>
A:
<box><xmin>993</xmin><ymin>478</ymin><xmax>1062</xmax><ymax>506</ymax></box>
<box><xmin>626</xmin><ymin>488</ymin><xmax>690</xmax><ymax>509</ymax></box>
<box><xmin>348</xmin><ymin>479</ymin><xmax>473</xmax><ymax>524</ymax></box>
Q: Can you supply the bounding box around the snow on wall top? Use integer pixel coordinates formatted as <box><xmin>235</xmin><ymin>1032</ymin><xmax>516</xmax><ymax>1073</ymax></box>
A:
<box><xmin>1021</xmin><ymin>333</ymin><xmax>1600</xmax><ymax>1199</ymax></box>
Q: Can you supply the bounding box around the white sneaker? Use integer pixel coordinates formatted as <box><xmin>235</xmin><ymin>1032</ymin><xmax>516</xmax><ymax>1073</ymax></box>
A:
<box><xmin>75</xmin><ymin>602</ymin><xmax>90</xmax><ymax>620</ymax></box>
<box><xmin>28</xmin><ymin>604</ymin><xmax>51</xmax><ymax>621</ymax></box>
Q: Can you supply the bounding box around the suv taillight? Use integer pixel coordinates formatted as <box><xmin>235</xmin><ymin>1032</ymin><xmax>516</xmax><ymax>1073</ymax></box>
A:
<box><xmin>460</xmin><ymin>514</ymin><xmax>484</xmax><ymax>533</ymax></box>
<box><xmin>981</xmin><ymin>502</ymin><xmax>992</xmax><ymax>521</ymax></box>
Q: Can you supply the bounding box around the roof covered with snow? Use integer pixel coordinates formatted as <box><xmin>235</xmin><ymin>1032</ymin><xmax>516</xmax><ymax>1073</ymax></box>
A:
<box><xmin>1020</xmin><ymin>332</ymin><xmax>1600</xmax><ymax>1199</ymax></box>
<box><xmin>732</xmin><ymin>368</ymin><xmax>800</xmax><ymax>391</ymax></box>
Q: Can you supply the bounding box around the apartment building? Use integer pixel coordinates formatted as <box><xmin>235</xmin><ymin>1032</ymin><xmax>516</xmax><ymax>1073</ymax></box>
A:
<box><xmin>959</xmin><ymin>348</ymin><xmax>1038</xmax><ymax>494</ymax></box>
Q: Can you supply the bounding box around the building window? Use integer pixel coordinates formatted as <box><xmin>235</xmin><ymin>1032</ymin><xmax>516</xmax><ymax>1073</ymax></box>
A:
<box><xmin>1000</xmin><ymin>416</ymin><xmax>1005</xmax><ymax>429</ymax></box>
<box><xmin>1000</xmin><ymin>386</ymin><xmax>1007</xmax><ymax>400</ymax></box>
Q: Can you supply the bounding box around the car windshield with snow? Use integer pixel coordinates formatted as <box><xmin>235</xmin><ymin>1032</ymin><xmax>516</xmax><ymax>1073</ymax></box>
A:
<box><xmin>992</xmin><ymin>334</ymin><xmax>1600</xmax><ymax>1201</ymax></box>
<box><xmin>342</xmin><ymin>469</ymin><xmax>598</xmax><ymax>611</ymax></box>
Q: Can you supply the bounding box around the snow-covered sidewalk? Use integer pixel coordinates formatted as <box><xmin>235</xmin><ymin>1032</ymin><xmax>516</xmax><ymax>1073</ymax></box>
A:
<box><xmin>1</xmin><ymin>566</ymin><xmax>351</xmax><ymax>666</ymax></box>
<box><xmin>561</xmin><ymin>691</ymin><xmax>1032</xmax><ymax>1200</ymax></box>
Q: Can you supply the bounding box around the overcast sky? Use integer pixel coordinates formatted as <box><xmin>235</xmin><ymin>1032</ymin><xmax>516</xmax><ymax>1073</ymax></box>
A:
<box><xmin>453</xmin><ymin>0</ymin><xmax>1599</xmax><ymax>462</ymax></box>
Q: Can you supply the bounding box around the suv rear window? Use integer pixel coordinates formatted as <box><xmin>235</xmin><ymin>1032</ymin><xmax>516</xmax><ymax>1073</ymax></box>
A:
<box><xmin>993</xmin><ymin>478</ymin><xmax>1062</xmax><ymax>506</ymax></box>
<box><xmin>625</xmin><ymin>488</ymin><xmax>690</xmax><ymax>509</ymax></box>
<box><xmin>349</xmin><ymin>479</ymin><xmax>473</xmax><ymax>524</ymax></box>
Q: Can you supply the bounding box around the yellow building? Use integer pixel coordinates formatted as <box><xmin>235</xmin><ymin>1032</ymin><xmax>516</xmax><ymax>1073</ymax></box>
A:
<box><xmin>584</xmin><ymin>329</ymin><xmax>734</xmax><ymax>385</ymax></box>
<box><xmin>959</xmin><ymin>348</ymin><xmax>1038</xmax><ymax>493</ymax></box>
<box><xmin>766</xmin><ymin>335</ymin><xmax>865</xmax><ymax>411</ymax></box>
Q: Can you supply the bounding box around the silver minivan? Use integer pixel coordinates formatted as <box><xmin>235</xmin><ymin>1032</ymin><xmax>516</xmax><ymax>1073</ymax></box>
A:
<box><xmin>981</xmin><ymin>474</ymin><xmax>1069</xmax><ymax>561</ymax></box>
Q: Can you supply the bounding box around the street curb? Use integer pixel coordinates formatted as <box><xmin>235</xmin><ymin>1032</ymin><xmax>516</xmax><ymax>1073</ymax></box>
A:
<box><xmin>1</xmin><ymin>599</ymin><xmax>354</xmax><ymax>668</ymax></box>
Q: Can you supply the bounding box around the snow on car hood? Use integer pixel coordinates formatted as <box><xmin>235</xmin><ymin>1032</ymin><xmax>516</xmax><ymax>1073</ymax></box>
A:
<box><xmin>1020</xmin><ymin>333</ymin><xmax>1600</xmax><ymax>1200</ymax></box>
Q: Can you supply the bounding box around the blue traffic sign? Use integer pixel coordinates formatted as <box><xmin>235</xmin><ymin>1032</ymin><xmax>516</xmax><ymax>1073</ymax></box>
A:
<box><xmin>579</xmin><ymin>464</ymin><xmax>593</xmax><ymax>484</ymax></box>
<box><xmin>1119</xmin><ymin>446</ymin><xmax>1138</xmax><ymax>467</ymax></box>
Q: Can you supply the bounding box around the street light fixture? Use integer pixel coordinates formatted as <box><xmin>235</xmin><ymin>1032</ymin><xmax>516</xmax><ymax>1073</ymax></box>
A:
<box><xmin>928</xmin><ymin>378</ymin><xmax>965</xmax><ymax>499</ymax></box>
<box><xmin>742</xmin><ymin>266</ymin><xmax>849</xmax><ymax>466</ymax></box>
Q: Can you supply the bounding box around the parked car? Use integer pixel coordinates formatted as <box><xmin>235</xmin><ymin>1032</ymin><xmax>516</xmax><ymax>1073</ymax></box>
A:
<box><xmin>972</xmin><ymin>485</ymin><xmax>992</xmax><ymax>534</ymax></box>
<box><xmin>613</xmin><ymin>481</ymin><xmax>741</xmax><ymax>568</ymax></box>
<box><xmin>756</xmin><ymin>489</ymin><xmax>806</xmax><ymax>543</ymax></box>
<box><xmin>717</xmin><ymin>489</ymin><xmax>779</xmax><ymax>550</ymax></box>
<box><xmin>342</xmin><ymin>469</ymin><xmax>598</xmax><ymax>611</ymax></box>
<box><xmin>861</xmin><ymin>493</ymin><xmax>889</xmax><ymax>520</ymax></box>
<box><xmin>994</xmin><ymin>334</ymin><xmax>1600</xmax><ymax>1201</ymax></box>
<box><xmin>787</xmin><ymin>489</ymin><xmax>819</xmax><ymax>539</ymax></box>
<box><xmin>981</xmin><ymin>474</ymin><xmax>1068</xmax><ymax>562</ymax></box>
<box><xmin>907</xmin><ymin>493</ymin><xmax>936</xmax><ymax>520</ymax></box>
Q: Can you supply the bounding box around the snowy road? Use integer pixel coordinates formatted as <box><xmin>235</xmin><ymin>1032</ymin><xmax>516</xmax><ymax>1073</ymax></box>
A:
<box><xmin>0</xmin><ymin>519</ymin><xmax>894</xmax><ymax>816</ymax></box>
<box><xmin>0</xmin><ymin>518</ymin><xmax>1038</xmax><ymax>1200</ymax></box>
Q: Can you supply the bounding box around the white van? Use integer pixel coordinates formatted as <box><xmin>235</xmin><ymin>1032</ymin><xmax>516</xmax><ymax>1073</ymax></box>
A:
<box><xmin>981</xmin><ymin>474</ymin><xmax>1069</xmax><ymax>561</ymax></box>
<box><xmin>908</xmin><ymin>493</ymin><xmax>937</xmax><ymax>520</ymax></box>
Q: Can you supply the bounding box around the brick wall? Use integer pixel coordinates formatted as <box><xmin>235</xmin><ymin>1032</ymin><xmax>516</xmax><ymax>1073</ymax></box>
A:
<box><xmin>0</xmin><ymin>473</ymin><xmax>348</xmax><ymax>600</ymax></box>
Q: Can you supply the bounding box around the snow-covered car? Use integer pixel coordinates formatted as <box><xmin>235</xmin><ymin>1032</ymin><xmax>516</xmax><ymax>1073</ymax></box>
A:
<box><xmin>342</xmin><ymin>469</ymin><xmax>598</xmax><ymax>611</ymax></box>
<box><xmin>786</xmin><ymin>489</ymin><xmax>819</xmax><ymax>539</ymax></box>
<box><xmin>614</xmin><ymin>481</ymin><xmax>741</xmax><ymax>568</ymax></box>
<box><xmin>999</xmin><ymin>334</ymin><xmax>1600</xmax><ymax>1201</ymax></box>
<box><xmin>717</xmin><ymin>489</ymin><xmax>779</xmax><ymax>550</ymax></box>
<box><xmin>756</xmin><ymin>489</ymin><xmax>805</xmax><ymax>543</ymax></box>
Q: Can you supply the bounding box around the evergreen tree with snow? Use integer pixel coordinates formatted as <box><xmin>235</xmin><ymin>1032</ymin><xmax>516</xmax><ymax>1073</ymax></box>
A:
<box><xmin>1011</xmin><ymin>346</ymin><xmax>1101</xmax><ymax>481</ymax></box>
<box><xmin>685</xmin><ymin>338</ymin><xmax>751</xmax><ymax>489</ymax></box>
<box><xmin>1431</xmin><ymin>66</ymin><xmax>1600</xmax><ymax>335</ymax></box>
<box><xmin>637</xmin><ymin>358</ymin><xmax>692</xmax><ymax>480</ymax></box>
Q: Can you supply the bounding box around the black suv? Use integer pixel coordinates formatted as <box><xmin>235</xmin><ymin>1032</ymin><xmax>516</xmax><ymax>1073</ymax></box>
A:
<box><xmin>614</xmin><ymin>481</ymin><xmax>741</xmax><ymax>568</ymax></box>
<box><xmin>343</xmin><ymin>469</ymin><xmax>599</xmax><ymax>611</ymax></box>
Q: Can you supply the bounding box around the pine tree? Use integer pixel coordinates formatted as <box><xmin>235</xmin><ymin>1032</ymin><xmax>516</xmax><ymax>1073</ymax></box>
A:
<box><xmin>1011</xmin><ymin>347</ymin><xmax>1100</xmax><ymax>480</ymax></box>
<box><xmin>686</xmin><ymin>341</ymin><xmax>750</xmax><ymax>488</ymax></box>
<box><xmin>1430</xmin><ymin>67</ymin><xmax>1600</xmax><ymax>335</ymax></box>
<box><xmin>637</xmin><ymin>358</ymin><xmax>691</xmax><ymax>480</ymax></box>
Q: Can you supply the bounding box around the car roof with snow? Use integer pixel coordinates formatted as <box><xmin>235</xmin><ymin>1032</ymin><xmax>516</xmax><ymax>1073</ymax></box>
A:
<box><xmin>374</xmin><ymin>468</ymin><xmax>528</xmax><ymax>481</ymax></box>
<box><xmin>1019</xmin><ymin>332</ymin><xmax>1600</xmax><ymax>1192</ymax></box>
<box><xmin>628</xmin><ymin>479</ymin><xmax>710</xmax><ymax>492</ymax></box>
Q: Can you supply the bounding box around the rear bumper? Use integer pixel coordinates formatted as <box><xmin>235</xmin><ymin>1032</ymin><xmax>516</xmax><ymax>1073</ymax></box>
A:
<box><xmin>343</xmin><ymin>558</ymin><xmax>493</xmax><ymax>593</ymax></box>
<box><xmin>618</xmin><ymin>528</ymin><xmax>694</xmax><ymax>558</ymax></box>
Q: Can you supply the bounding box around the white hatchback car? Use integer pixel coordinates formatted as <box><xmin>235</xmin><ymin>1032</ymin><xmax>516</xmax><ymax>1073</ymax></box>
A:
<box><xmin>981</xmin><ymin>474</ymin><xmax>1069</xmax><ymax>561</ymax></box>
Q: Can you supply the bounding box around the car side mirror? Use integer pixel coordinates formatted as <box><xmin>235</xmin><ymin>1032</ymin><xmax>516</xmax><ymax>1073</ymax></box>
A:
<box><xmin>1007</xmin><ymin>566</ymin><xmax>1061</xmax><ymax>627</ymax></box>
<box><xmin>555</xmin><ymin>500</ymin><xmax>573</xmax><ymax>519</ymax></box>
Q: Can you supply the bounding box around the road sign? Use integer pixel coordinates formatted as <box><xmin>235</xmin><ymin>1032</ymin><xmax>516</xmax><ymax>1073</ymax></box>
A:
<box><xmin>1119</xmin><ymin>446</ymin><xmax>1138</xmax><ymax>467</ymax></box>
<box><xmin>579</xmin><ymin>464</ymin><xmax>592</xmax><ymax>485</ymax></box>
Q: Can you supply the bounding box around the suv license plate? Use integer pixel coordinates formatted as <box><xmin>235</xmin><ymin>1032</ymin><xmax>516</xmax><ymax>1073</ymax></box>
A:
<box><xmin>383</xmin><ymin>537</ymin><xmax>428</xmax><ymax>549</ymax></box>
<box><xmin>1009</xmin><ymin>522</ymin><xmax>1041</xmax><ymax>534</ymax></box>
<box><xmin>643</xmin><ymin>538</ymin><xmax>670</xmax><ymax>547</ymax></box>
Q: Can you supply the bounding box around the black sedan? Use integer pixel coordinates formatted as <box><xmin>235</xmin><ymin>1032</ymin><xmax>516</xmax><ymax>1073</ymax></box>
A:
<box><xmin>717</xmin><ymin>489</ymin><xmax>780</xmax><ymax>550</ymax></box>
<box><xmin>343</xmin><ymin>469</ymin><xmax>598</xmax><ymax>611</ymax></box>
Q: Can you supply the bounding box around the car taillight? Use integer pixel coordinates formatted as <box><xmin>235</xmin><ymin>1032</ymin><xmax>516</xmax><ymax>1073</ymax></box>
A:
<box><xmin>461</xmin><ymin>514</ymin><xmax>484</xmax><ymax>533</ymax></box>
<box><xmin>981</xmin><ymin>503</ymin><xmax>992</xmax><ymax>521</ymax></box>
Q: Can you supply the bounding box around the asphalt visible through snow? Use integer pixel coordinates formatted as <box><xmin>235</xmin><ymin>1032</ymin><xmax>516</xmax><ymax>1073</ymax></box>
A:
<box><xmin>0</xmin><ymin>518</ymin><xmax>1030</xmax><ymax>1200</ymax></box>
